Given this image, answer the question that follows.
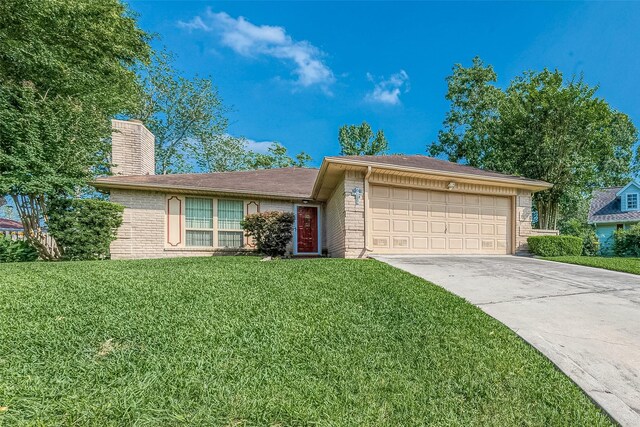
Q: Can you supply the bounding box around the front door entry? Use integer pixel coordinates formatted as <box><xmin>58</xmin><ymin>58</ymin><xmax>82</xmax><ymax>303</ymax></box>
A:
<box><xmin>296</xmin><ymin>206</ymin><xmax>318</xmax><ymax>254</ymax></box>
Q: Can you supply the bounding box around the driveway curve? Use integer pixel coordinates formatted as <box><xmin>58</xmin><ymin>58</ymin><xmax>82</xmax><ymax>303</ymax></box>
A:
<box><xmin>373</xmin><ymin>255</ymin><xmax>640</xmax><ymax>426</ymax></box>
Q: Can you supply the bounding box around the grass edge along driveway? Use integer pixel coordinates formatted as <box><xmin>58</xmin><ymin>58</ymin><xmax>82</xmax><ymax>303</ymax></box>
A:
<box><xmin>544</xmin><ymin>256</ymin><xmax>640</xmax><ymax>275</ymax></box>
<box><xmin>0</xmin><ymin>257</ymin><xmax>613</xmax><ymax>426</ymax></box>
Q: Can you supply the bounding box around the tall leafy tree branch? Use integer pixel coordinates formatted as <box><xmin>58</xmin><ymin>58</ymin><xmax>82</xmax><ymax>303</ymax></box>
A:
<box><xmin>430</xmin><ymin>57</ymin><xmax>639</xmax><ymax>229</ymax></box>
<box><xmin>338</xmin><ymin>121</ymin><xmax>389</xmax><ymax>156</ymax></box>
<box><xmin>0</xmin><ymin>0</ymin><xmax>151</xmax><ymax>259</ymax></box>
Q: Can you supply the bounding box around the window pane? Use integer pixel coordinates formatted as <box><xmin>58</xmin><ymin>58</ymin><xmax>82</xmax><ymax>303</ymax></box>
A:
<box><xmin>218</xmin><ymin>199</ymin><xmax>244</xmax><ymax>230</ymax></box>
<box><xmin>186</xmin><ymin>198</ymin><xmax>213</xmax><ymax>229</ymax></box>
<box><xmin>218</xmin><ymin>231</ymin><xmax>243</xmax><ymax>248</ymax></box>
<box><xmin>628</xmin><ymin>194</ymin><xmax>638</xmax><ymax>209</ymax></box>
<box><xmin>186</xmin><ymin>230</ymin><xmax>213</xmax><ymax>247</ymax></box>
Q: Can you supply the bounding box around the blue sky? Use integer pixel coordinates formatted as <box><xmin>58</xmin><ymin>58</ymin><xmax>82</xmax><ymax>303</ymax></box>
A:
<box><xmin>128</xmin><ymin>1</ymin><xmax>640</xmax><ymax>167</ymax></box>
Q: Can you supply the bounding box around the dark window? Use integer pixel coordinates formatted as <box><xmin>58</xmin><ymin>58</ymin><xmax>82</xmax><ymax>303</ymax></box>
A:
<box><xmin>617</xmin><ymin>224</ymin><xmax>624</xmax><ymax>231</ymax></box>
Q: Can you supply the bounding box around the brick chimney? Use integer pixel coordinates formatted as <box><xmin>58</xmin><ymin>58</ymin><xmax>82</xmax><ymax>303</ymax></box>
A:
<box><xmin>111</xmin><ymin>119</ymin><xmax>155</xmax><ymax>176</ymax></box>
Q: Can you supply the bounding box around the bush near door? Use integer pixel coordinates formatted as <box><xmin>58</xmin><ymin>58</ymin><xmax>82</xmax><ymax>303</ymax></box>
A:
<box><xmin>527</xmin><ymin>235</ymin><xmax>582</xmax><ymax>257</ymax></box>
<box><xmin>241</xmin><ymin>211</ymin><xmax>294</xmax><ymax>257</ymax></box>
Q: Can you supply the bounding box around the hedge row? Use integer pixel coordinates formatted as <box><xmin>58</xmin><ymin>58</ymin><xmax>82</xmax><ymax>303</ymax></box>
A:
<box><xmin>527</xmin><ymin>235</ymin><xmax>583</xmax><ymax>257</ymax></box>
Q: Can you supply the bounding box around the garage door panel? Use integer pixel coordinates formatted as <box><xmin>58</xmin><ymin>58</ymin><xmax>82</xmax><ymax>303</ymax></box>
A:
<box><xmin>372</xmin><ymin>219</ymin><xmax>390</xmax><ymax>232</ymax></box>
<box><xmin>430</xmin><ymin>204</ymin><xmax>446</xmax><ymax>217</ymax></box>
<box><xmin>412</xmin><ymin>190</ymin><xmax>429</xmax><ymax>201</ymax></box>
<box><xmin>431</xmin><ymin>221</ymin><xmax>446</xmax><ymax>234</ymax></box>
<box><xmin>412</xmin><ymin>221</ymin><xmax>428</xmax><ymax>233</ymax></box>
<box><xmin>372</xmin><ymin>186</ymin><xmax>390</xmax><ymax>198</ymax></box>
<box><xmin>392</xmin><ymin>187</ymin><xmax>410</xmax><ymax>200</ymax></box>
<box><xmin>392</xmin><ymin>202</ymin><xmax>410</xmax><ymax>215</ymax></box>
<box><xmin>372</xmin><ymin>237</ymin><xmax>389</xmax><ymax>248</ymax></box>
<box><xmin>393</xmin><ymin>220</ymin><xmax>409</xmax><ymax>233</ymax></box>
<box><xmin>447</xmin><ymin>206</ymin><xmax>464</xmax><ymax>218</ymax></box>
<box><xmin>413</xmin><ymin>237</ymin><xmax>428</xmax><ymax>249</ymax></box>
<box><xmin>464</xmin><ymin>195</ymin><xmax>480</xmax><ymax>205</ymax></box>
<box><xmin>369</xmin><ymin>185</ymin><xmax>511</xmax><ymax>254</ymax></box>
<box><xmin>431</xmin><ymin>237</ymin><xmax>446</xmax><ymax>249</ymax></box>
<box><xmin>465</xmin><ymin>207</ymin><xmax>480</xmax><ymax>219</ymax></box>
<box><xmin>465</xmin><ymin>238</ymin><xmax>480</xmax><ymax>249</ymax></box>
<box><xmin>465</xmin><ymin>223</ymin><xmax>480</xmax><ymax>235</ymax></box>
<box><xmin>371</xmin><ymin>200</ymin><xmax>390</xmax><ymax>214</ymax></box>
<box><xmin>392</xmin><ymin>236</ymin><xmax>409</xmax><ymax>249</ymax></box>
<box><xmin>448</xmin><ymin>222</ymin><xmax>463</xmax><ymax>234</ymax></box>
<box><xmin>449</xmin><ymin>238</ymin><xmax>463</xmax><ymax>250</ymax></box>
<box><xmin>411</xmin><ymin>204</ymin><xmax>428</xmax><ymax>216</ymax></box>
<box><xmin>431</xmin><ymin>192</ymin><xmax>446</xmax><ymax>203</ymax></box>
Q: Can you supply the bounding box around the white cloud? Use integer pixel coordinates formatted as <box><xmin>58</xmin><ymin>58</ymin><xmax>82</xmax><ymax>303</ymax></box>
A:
<box><xmin>179</xmin><ymin>10</ymin><xmax>335</xmax><ymax>92</ymax></box>
<box><xmin>243</xmin><ymin>137</ymin><xmax>274</xmax><ymax>154</ymax></box>
<box><xmin>365</xmin><ymin>70</ymin><xmax>410</xmax><ymax>106</ymax></box>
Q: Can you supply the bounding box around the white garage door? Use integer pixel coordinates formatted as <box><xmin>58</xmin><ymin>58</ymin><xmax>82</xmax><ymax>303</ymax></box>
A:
<box><xmin>369</xmin><ymin>185</ymin><xmax>511</xmax><ymax>254</ymax></box>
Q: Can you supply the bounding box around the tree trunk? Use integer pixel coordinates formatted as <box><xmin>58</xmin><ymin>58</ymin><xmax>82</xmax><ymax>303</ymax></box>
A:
<box><xmin>535</xmin><ymin>199</ymin><xmax>560</xmax><ymax>230</ymax></box>
<box><xmin>11</xmin><ymin>194</ymin><xmax>61</xmax><ymax>260</ymax></box>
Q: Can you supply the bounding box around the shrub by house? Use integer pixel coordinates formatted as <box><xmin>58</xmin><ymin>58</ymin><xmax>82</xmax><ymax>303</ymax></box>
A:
<box><xmin>241</xmin><ymin>211</ymin><xmax>294</xmax><ymax>257</ymax></box>
<box><xmin>48</xmin><ymin>198</ymin><xmax>124</xmax><ymax>260</ymax></box>
<box><xmin>527</xmin><ymin>235</ymin><xmax>582</xmax><ymax>257</ymax></box>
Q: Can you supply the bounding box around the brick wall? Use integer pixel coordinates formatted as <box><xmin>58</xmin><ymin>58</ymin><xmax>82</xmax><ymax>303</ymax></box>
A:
<box><xmin>109</xmin><ymin>189</ymin><xmax>300</xmax><ymax>260</ymax></box>
<box><xmin>111</xmin><ymin>119</ymin><xmax>155</xmax><ymax>176</ymax></box>
<box><xmin>343</xmin><ymin>170</ymin><xmax>367</xmax><ymax>258</ymax></box>
<box><xmin>325</xmin><ymin>177</ymin><xmax>346</xmax><ymax>258</ymax></box>
<box><xmin>110</xmin><ymin>189</ymin><xmax>166</xmax><ymax>259</ymax></box>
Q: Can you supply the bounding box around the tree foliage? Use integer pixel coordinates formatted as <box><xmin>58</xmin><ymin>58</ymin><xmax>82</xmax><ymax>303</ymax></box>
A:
<box><xmin>430</xmin><ymin>57</ymin><xmax>639</xmax><ymax>229</ymax></box>
<box><xmin>134</xmin><ymin>50</ymin><xmax>235</xmax><ymax>174</ymax></box>
<box><xmin>0</xmin><ymin>0</ymin><xmax>150</xmax><ymax>259</ymax></box>
<box><xmin>246</xmin><ymin>143</ymin><xmax>312</xmax><ymax>169</ymax></box>
<box><xmin>134</xmin><ymin>51</ymin><xmax>310</xmax><ymax>173</ymax></box>
<box><xmin>339</xmin><ymin>121</ymin><xmax>389</xmax><ymax>156</ymax></box>
<box><xmin>48</xmin><ymin>198</ymin><xmax>124</xmax><ymax>260</ymax></box>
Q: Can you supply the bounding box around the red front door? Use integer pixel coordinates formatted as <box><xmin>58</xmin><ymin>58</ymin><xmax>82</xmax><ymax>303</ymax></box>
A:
<box><xmin>296</xmin><ymin>206</ymin><xmax>318</xmax><ymax>253</ymax></box>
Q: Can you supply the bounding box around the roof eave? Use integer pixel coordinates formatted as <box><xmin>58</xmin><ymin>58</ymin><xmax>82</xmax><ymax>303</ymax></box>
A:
<box><xmin>92</xmin><ymin>180</ymin><xmax>311</xmax><ymax>201</ymax></box>
<box><xmin>320</xmin><ymin>157</ymin><xmax>553</xmax><ymax>191</ymax></box>
<box><xmin>588</xmin><ymin>217</ymin><xmax>640</xmax><ymax>225</ymax></box>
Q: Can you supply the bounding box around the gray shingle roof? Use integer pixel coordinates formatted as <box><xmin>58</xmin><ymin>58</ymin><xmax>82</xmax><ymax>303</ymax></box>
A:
<box><xmin>95</xmin><ymin>168</ymin><xmax>319</xmax><ymax>199</ymax></box>
<box><xmin>588</xmin><ymin>187</ymin><xmax>640</xmax><ymax>223</ymax></box>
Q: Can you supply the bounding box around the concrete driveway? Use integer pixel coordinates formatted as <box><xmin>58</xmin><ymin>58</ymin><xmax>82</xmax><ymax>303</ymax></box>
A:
<box><xmin>373</xmin><ymin>255</ymin><xmax>640</xmax><ymax>426</ymax></box>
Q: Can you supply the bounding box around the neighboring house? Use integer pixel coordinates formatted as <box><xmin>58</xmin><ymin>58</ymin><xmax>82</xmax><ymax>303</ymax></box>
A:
<box><xmin>93</xmin><ymin>119</ymin><xmax>553</xmax><ymax>260</ymax></box>
<box><xmin>0</xmin><ymin>218</ymin><xmax>24</xmax><ymax>240</ymax></box>
<box><xmin>588</xmin><ymin>180</ymin><xmax>640</xmax><ymax>253</ymax></box>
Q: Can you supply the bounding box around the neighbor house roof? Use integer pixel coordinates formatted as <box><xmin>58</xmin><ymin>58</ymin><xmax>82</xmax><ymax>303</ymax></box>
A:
<box><xmin>0</xmin><ymin>218</ymin><xmax>23</xmax><ymax>230</ymax></box>
<box><xmin>588</xmin><ymin>187</ymin><xmax>640</xmax><ymax>223</ymax></box>
<box><xmin>94</xmin><ymin>168</ymin><xmax>320</xmax><ymax>199</ymax></box>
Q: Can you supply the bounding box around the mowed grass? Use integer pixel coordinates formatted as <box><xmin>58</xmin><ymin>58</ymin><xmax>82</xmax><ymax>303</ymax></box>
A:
<box><xmin>0</xmin><ymin>257</ymin><xmax>611</xmax><ymax>426</ymax></box>
<box><xmin>545</xmin><ymin>256</ymin><xmax>640</xmax><ymax>275</ymax></box>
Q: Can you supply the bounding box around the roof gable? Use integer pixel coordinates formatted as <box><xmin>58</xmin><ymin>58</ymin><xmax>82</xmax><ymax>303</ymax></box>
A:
<box><xmin>615</xmin><ymin>180</ymin><xmax>640</xmax><ymax>197</ymax></box>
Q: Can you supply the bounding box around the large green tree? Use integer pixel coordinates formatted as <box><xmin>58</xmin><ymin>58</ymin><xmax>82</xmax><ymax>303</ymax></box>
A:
<box><xmin>0</xmin><ymin>0</ymin><xmax>150</xmax><ymax>259</ymax></box>
<box><xmin>430</xmin><ymin>57</ymin><xmax>638</xmax><ymax>229</ymax></box>
<box><xmin>338</xmin><ymin>121</ymin><xmax>389</xmax><ymax>156</ymax></box>
<box><xmin>134</xmin><ymin>50</ymin><xmax>238</xmax><ymax>174</ymax></box>
<box><xmin>135</xmin><ymin>51</ymin><xmax>310</xmax><ymax>173</ymax></box>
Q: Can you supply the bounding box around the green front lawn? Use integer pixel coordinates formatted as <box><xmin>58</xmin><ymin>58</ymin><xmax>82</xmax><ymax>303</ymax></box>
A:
<box><xmin>545</xmin><ymin>256</ymin><xmax>640</xmax><ymax>275</ymax></box>
<box><xmin>0</xmin><ymin>257</ymin><xmax>610</xmax><ymax>426</ymax></box>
